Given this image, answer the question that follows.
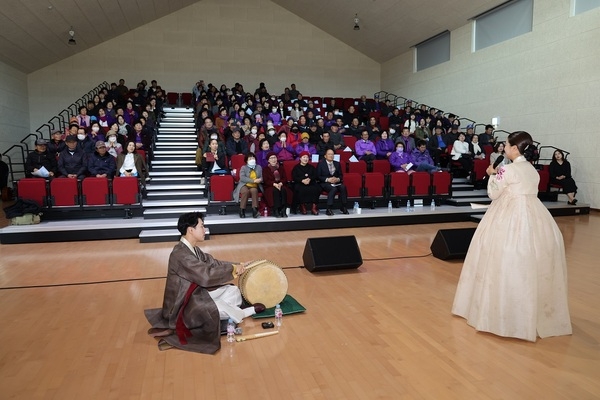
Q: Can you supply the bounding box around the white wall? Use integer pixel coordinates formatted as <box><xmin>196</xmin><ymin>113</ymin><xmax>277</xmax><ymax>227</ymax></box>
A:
<box><xmin>381</xmin><ymin>1</ymin><xmax>600</xmax><ymax>208</ymax></box>
<box><xmin>0</xmin><ymin>61</ymin><xmax>30</xmax><ymax>156</ymax></box>
<box><xmin>27</xmin><ymin>0</ymin><xmax>380</xmax><ymax>132</ymax></box>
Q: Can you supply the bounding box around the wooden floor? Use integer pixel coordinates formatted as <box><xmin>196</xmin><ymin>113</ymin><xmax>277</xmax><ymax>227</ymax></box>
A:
<box><xmin>0</xmin><ymin>213</ymin><xmax>599</xmax><ymax>400</ymax></box>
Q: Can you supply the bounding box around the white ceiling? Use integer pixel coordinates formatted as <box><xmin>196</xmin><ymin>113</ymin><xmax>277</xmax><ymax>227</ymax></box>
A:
<box><xmin>1</xmin><ymin>0</ymin><xmax>507</xmax><ymax>73</ymax></box>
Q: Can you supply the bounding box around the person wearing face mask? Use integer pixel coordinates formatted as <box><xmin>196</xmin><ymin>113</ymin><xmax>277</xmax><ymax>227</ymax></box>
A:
<box><xmin>244</xmin><ymin>126</ymin><xmax>260</xmax><ymax>154</ymax></box>
<box><xmin>88</xmin><ymin>122</ymin><xmax>105</xmax><ymax>143</ymax></box>
<box><xmin>265</xmin><ymin>126</ymin><xmax>278</xmax><ymax>147</ymax></box>
<box><xmin>105</xmin><ymin>131</ymin><xmax>123</xmax><ymax>158</ymax></box>
<box><xmin>273</xmin><ymin>131</ymin><xmax>295</xmax><ymax>161</ymax></box>
<box><xmin>389</xmin><ymin>142</ymin><xmax>413</xmax><ymax>173</ymax></box>
<box><xmin>268</xmin><ymin>108</ymin><xmax>282</xmax><ymax>126</ymax></box>
<box><xmin>232</xmin><ymin>152</ymin><xmax>263</xmax><ymax>218</ymax></box>
<box><xmin>58</xmin><ymin>135</ymin><xmax>87</xmax><ymax>179</ymax></box>
<box><xmin>76</xmin><ymin>128</ymin><xmax>95</xmax><ymax>154</ymax></box>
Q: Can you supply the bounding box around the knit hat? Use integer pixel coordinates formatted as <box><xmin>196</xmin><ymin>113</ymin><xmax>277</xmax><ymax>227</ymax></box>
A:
<box><xmin>298</xmin><ymin>151</ymin><xmax>310</xmax><ymax>158</ymax></box>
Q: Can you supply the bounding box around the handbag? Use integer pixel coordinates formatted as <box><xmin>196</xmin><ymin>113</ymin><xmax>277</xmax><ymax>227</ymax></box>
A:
<box><xmin>195</xmin><ymin>147</ymin><xmax>203</xmax><ymax>166</ymax></box>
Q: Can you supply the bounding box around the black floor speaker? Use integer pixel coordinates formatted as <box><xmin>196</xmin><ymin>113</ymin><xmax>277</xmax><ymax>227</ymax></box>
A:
<box><xmin>303</xmin><ymin>236</ymin><xmax>363</xmax><ymax>272</ymax></box>
<box><xmin>430</xmin><ymin>228</ymin><xmax>477</xmax><ymax>260</ymax></box>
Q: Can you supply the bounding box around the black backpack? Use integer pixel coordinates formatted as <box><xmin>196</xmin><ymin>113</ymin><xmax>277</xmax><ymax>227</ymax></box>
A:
<box><xmin>3</xmin><ymin>198</ymin><xmax>42</xmax><ymax>219</ymax></box>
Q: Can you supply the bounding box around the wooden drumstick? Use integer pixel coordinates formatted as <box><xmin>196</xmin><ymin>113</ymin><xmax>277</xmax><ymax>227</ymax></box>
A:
<box><xmin>235</xmin><ymin>331</ymin><xmax>279</xmax><ymax>342</ymax></box>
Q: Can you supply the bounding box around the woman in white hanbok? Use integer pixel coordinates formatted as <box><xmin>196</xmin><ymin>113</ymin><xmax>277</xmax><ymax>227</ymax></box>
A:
<box><xmin>452</xmin><ymin>131</ymin><xmax>572</xmax><ymax>342</ymax></box>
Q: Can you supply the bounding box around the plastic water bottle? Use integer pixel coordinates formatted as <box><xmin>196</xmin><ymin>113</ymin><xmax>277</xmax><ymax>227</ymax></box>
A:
<box><xmin>353</xmin><ymin>202</ymin><xmax>359</xmax><ymax>214</ymax></box>
<box><xmin>274</xmin><ymin>304</ymin><xmax>283</xmax><ymax>327</ymax></box>
<box><xmin>263</xmin><ymin>206</ymin><xmax>268</xmax><ymax>217</ymax></box>
<box><xmin>405</xmin><ymin>201</ymin><xmax>411</xmax><ymax>213</ymax></box>
<box><xmin>226</xmin><ymin>318</ymin><xmax>235</xmax><ymax>342</ymax></box>
<box><xmin>430</xmin><ymin>200</ymin><xmax>436</xmax><ymax>211</ymax></box>
<box><xmin>387</xmin><ymin>201</ymin><xmax>393</xmax><ymax>213</ymax></box>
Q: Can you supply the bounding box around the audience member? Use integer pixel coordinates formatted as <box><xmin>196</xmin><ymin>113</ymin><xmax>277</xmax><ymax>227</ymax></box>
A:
<box><xmin>366</xmin><ymin>116</ymin><xmax>381</xmax><ymax>140</ymax></box>
<box><xmin>451</xmin><ymin>132</ymin><xmax>473</xmax><ymax>176</ymax></box>
<box><xmin>202</xmin><ymin>138</ymin><xmax>228</xmax><ymax>176</ymax></box>
<box><xmin>428</xmin><ymin>126</ymin><xmax>449</xmax><ymax>166</ymax></box>
<box><xmin>262</xmin><ymin>152</ymin><xmax>290</xmax><ymax>218</ymax></box>
<box><xmin>295</xmin><ymin>133</ymin><xmax>317</xmax><ymax>157</ymax></box>
<box><xmin>225</xmin><ymin>127</ymin><xmax>249</xmax><ymax>158</ymax></box>
<box><xmin>389</xmin><ymin>142</ymin><xmax>413</xmax><ymax>173</ymax></box>
<box><xmin>396</xmin><ymin>127</ymin><xmax>416</xmax><ymax>153</ymax></box>
<box><xmin>58</xmin><ymin>135</ymin><xmax>87</xmax><ymax>179</ymax></box>
<box><xmin>317</xmin><ymin>132</ymin><xmax>335</xmax><ymax>158</ymax></box>
<box><xmin>328</xmin><ymin>124</ymin><xmax>345</xmax><ymax>151</ymax></box>
<box><xmin>233</xmin><ymin>152</ymin><xmax>263</xmax><ymax>218</ymax></box>
<box><xmin>255</xmin><ymin>139</ymin><xmax>272</xmax><ymax>168</ymax></box>
<box><xmin>479</xmin><ymin>124</ymin><xmax>496</xmax><ymax>145</ymax></box>
<box><xmin>469</xmin><ymin>134</ymin><xmax>486</xmax><ymax>161</ymax></box>
<box><xmin>76</xmin><ymin>106</ymin><xmax>91</xmax><ymax>130</ymax></box>
<box><xmin>411</xmin><ymin>140</ymin><xmax>437</xmax><ymax>173</ymax></box>
<box><xmin>317</xmin><ymin>149</ymin><xmax>349</xmax><ymax>215</ymax></box>
<box><xmin>76</xmin><ymin>127</ymin><xmax>96</xmax><ymax>154</ymax></box>
<box><xmin>87</xmin><ymin>141</ymin><xmax>116</xmax><ymax>178</ymax></box>
<box><xmin>105</xmin><ymin>131</ymin><xmax>123</xmax><ymax>158</ymax></box>
<box><xmin>117</xmin><ymin>141</ymin><xmax>149</xmax><ymax>181</ymax></box>
<box><xmin>47</xmin><ymin>130</ymin><xmax>66</xmax><ymax>158</ymax></box>
<box><xmin>489</xmin><ymin>142</ymin><xmax>510</xmax><ymax>168</ymax></box>
<box><xmin>116</xmin><ymin>115</ymin><xmax>133</xmax><ymax>147</ymax></box>
<box><xmin>273</xmin><ymin>131</ymin><xmax>295</xmax><ymax>161</ymax></box>
<box><xmin>291</xmin><ymin>151</ymin><xmax>321</xmax><ymax>215</ymax></box>
<box><xmin>549</xmin><ymin>149</ymin><xmax>578</xmax><ymax>205</ymax></box>
<box><xmin>375</xmin><ymin>131</ymin><xmax>394</xmax><ymax>160</ymax></box>
<box><xmin>354</xmin><ymin>130</ymin><xmax>376</xmax><ymax>163</ymax></box>
<box><xmin>25</xmin><ymin>139</ymin><xmax>57</xmax><ymax>178</ymax></box>
<box><xmin>414</xmin><ymin>118</ymin><xmax>431</xmax><ymax>141</ymax></box>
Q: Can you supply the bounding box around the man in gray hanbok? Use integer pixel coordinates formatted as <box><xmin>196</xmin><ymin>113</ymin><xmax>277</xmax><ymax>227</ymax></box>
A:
<box><xmin>144</xmin><ymin>212</ymin><xmax>264</xmax><ymax>353</ymax></box>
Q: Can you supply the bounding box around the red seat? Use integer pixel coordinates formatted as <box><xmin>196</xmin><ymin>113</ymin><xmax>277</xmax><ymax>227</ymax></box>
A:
<box><xmin>344</xmin><ymin>173</ymin><xmax>363</xmax><ymax>199</ymax></box>
<box><xmin>538</xmin><ymin>168</ymin><xmax>550</xmax><ymax>192</ymax></box>
<box><xmin>343</xmin><ymin>136</ymin><xmax>357</xmax><ymax>152</ymax></box>
<box><xmin>50</xmin><ymin>178</ymin><xmax>80</xmax><ymax>206</ymax></box>
<box><xmin>335</xmin><ymin>150</ymin><xmax>352</xmax><ymax>171</ymax></box>
<box><xmin>372</xmin><ymin>159</ymin><xmax>391</xmax><ymax>174</ymax></box>
<box><xmin>363</xmin><ymin>172</ymin><xmax>386</xmax><ymax>208</ymax></box>
<box><xmin>137</xmin><ymin>149</ymin><xmax>146</xmax><ymax>162</ymax></box>
<box><xmin>17</xmin><ymin>178</ymin><xmax>48</xmax><ymax>207</ymax></box>
<box><xmin>431</xmin><ymin>171</ymin><xmax>452</xmax><ymax>197</ymax></box>
<box><xmin>379</xmin><ymin>116</ymin><xmax>389</xmax><ymax>131</ymax></box>
<box><xmin>112</xmin><ymin>177</ymin><xmax>140</xmax><ymax>205</ymax></box>
<box><xmin>230</xmin><ymin>154</ymin><xmax>246</xmax><ymax>182</ymax></box>
<box><xmin>81</xmin><ymin>177</ymin><xmax>110</xmax><ymax>206</ymax></box>
<box><xmin>282</xmin><ymin>160</ymin><xmax>298</xmax><ymax>184</ymax></box>
<box><xmin>389</xmin><ymin>172</ymin><xmax>410</xmax><ymax>198</ymax></box>
<box><xmin>181</xmin><ymin>93</ymin><xmax>193</xmax><ymax>107</ymax></box>
<box><xmin>472</xmin><ymin>159</ymin><xmax>488</xmax><ymax>182</ymax></box>
<box><xmin>210</xmin><ymin>174</ymin><xmax>234</xmax><ymax>202</ymax></box>
<box><xmin>348</xmin><ymin>160</ymin><xmax>367</xmax><ymax>175</ymax></box>
<box><xmin>166</xmin><ymin>92</ymin><xmax>179</xmax><ymax>106</ymax></box>
<box><xmin>410</xmin><ymin>172</ymin><xmax>431</xmax><ymax>197</ymax></box>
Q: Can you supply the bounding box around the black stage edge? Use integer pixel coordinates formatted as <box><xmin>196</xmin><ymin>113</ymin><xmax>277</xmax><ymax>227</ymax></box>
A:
<box><xmin>0</xmin><ymin>227</ymin><xmax>143</xmax><ymax>244</ymax></box>
<box><xmin>0</xmin><ymin>204</ymin><xmax>590</xmax><ymax>244</ymax></box>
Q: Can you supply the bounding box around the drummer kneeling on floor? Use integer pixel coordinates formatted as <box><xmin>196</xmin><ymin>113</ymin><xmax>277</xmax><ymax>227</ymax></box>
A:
<box><xmin>144</xmin><ymin>212</ymin><xmax>265</xmax><ymax>354</ymax></box>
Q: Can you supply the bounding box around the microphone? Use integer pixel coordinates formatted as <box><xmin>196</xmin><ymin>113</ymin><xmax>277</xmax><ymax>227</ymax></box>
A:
<box><xmin>493</xmin><ymin>155</ymin><xmax>504</xmax><ymax>169</ymax></box>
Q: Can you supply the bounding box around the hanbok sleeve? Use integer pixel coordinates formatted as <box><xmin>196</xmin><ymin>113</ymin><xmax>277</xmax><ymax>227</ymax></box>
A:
<box><xmin>487</xmin><ymin>165</ymin><xmax>511</xmax><ymax>200</ymax></box>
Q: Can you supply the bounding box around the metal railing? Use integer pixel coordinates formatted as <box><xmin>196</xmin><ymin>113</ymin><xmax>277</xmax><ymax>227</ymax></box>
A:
<box><xmin>1</xmin><ymin>81</ymin><xmax>109</xmax><ymax>186</ymax></box>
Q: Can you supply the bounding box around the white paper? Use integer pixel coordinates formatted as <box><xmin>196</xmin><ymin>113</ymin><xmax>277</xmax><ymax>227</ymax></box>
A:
<box><xmin>32</xmin><ymin>166</ymin><xmax>49</xmax><ymax>178</ymax></box>
<box><xmin>311</xmin><ymin>154</ymin><xmax>319</xmax><ymax>163</ymax></box>
<box><xmin>470</xmin><ymin>202</ymin><xmax>490</xmax><ymax>209</ymax></box>
<box><xmin>349</xmin><ymin>155</ymin><xmax>358</xmax><ymax>162</ymax></box>
<box><xmin>343</xmin><ymin>146</ymin><xmax>353</xmax><ymax>152</ymax></box>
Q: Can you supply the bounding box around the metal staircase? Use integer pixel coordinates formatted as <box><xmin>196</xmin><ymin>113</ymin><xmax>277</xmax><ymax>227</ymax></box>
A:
<box><xmin>138</xmin><ymin>107</ymin><xmax>210</xmax><ymax>242</ymax></box>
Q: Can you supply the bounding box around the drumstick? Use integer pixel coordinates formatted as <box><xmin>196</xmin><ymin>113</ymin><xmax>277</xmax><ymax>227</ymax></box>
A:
<box><xmin>235</xmin><ymin>331</ymin><xmax>279</xmax><ymax>342</ymax></box>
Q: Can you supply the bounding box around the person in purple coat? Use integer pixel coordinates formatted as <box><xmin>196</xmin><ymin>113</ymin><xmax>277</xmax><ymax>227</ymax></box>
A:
<box><xmin>375</xmin><ymin>131</ymin><xmax>395</xmax><ymax>160</ymax></box>
<box><xmin>354</xmin><ymin>130</ymin><xmax>376</xmax><ymax>162</ymax></box>
<box><xmin>389</xmin><ymin>141</ymin><xmax>413</xmax><ymax>173</ymax></box>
